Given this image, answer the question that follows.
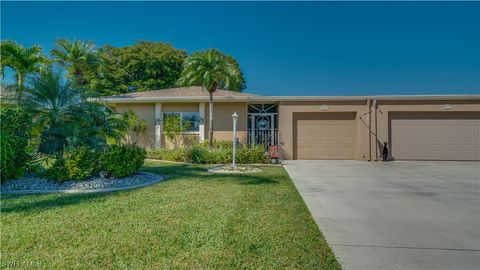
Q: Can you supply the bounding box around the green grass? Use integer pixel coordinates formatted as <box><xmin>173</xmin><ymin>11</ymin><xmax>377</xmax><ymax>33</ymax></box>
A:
<box><xmin>1</xmin><ymin>161</ymin><xmax>340</xmax><ymax>269</ymax></box>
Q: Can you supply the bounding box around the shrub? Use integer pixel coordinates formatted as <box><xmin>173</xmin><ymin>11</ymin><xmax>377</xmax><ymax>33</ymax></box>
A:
<box><xmin>147</xmin><ymin>144</ymin><xmax>269</xmax><ymax>164</ymax></box>
<box><xmin>43</xmin><ymin>147</ymin><xmax>101</xmax><ymax>181</ymax></box>
<box><xmin>0</xmin><ymin>107</ymin><xmax>33</xmax><ymax>181</ymax></box>
<box><xmin>100</xmin><ymin>145</ymin><xmax>146</xmax><ymax>178</ymax></box>
<box><xmin>147</xmin><ymin>148</ymin><xmax>190</xmax><ymax>162</ymax></box>
<box><xmin>236</xmin><ymin>145</ymin><xmax>270</xmax><ymax>164</ymax></box>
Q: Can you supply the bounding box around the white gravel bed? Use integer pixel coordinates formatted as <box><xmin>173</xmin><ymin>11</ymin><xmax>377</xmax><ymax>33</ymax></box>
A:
<box><xmin>1</xmin><ymin>172</ymin><xmax>164</xmax><ymax>193</ymax></box>
<box><xmin>208</xmin><ymin>165</ymin><xmax>262</xmax><ymax>174</ymax></box>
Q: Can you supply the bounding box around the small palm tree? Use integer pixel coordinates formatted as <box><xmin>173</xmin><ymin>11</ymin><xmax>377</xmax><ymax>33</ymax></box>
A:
<box><xmin>177</xmin><ymin>49</ymin><xmax>245</xmax><ymax>148</ymax></box>
<box><xmin>0</xmin><ymin>40</ymin><xmax>48</xmax><ymax>101</ymax></box>
<box><xmin>50</xmin><ymin>38</ymin><xmax>101</xmax><ymax>90</ymax></box>
<box><xmin>25</xmin><ymin>70</ymin><xmax>80</xmax><ymax>130</ymax></box>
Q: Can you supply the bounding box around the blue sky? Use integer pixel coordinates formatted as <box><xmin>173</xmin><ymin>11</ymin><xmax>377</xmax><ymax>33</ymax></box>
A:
<box><xmin>1</xmin><ymin>1</ymin><xmax>479</xmax><ymax>96</ymax></box>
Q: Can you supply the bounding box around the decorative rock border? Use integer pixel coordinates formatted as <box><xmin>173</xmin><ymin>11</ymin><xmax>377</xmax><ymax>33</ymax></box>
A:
<box><xmin>1</xmin><ymin>172</ymin><xmax>165</xmax><ymax>195</ymax></box>
<box><xmin>208</xmin><ymin>165</ymin><xmax>262</xmax><ymax>174</ymax></box>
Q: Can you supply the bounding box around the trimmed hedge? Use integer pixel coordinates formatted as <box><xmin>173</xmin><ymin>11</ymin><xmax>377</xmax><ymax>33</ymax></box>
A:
<box><xmin>42</xmin><ymin>145</ymin><xmax>146</xmax><ymax>181</ymax></box>
<box><xmin>0</xmin><ymin>107</ymin><xmax>33</xmax><ymax>181</ymax></box>
<box><xmin>100</xmin><ymin>145</ymin><xmax>146</xmax><ymax>178</ymax></box>
<box><xmin>147</xmin><ymin>144</ymin><xmax>269</xmax><ymax>164</ymax></box>
<box><xmin>44</xmin><ymin>146</ymin><xmax>101</xmax><ymax>181</ymax></box>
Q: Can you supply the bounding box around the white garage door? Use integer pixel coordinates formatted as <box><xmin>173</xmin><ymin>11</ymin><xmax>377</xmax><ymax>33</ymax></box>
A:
<box><xmin>295</xmin><ymin>113</ymin><xmax>355</xmax><ymax>160</ymax></box>
<box><xmin>390</xmin><ymin>112</ymin><xmax>480</xmax><ymax>161</ymax></box>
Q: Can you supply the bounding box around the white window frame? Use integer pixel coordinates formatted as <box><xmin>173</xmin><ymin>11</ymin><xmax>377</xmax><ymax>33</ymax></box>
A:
<box><xmin>162</xmin><ymin>112</ymin><xmax>201</xmax><ymax>134</ymax></box>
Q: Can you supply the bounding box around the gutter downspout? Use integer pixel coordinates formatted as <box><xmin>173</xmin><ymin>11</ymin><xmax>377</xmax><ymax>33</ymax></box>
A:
<box><xmin>367</xmin><ymin>99</ymin><xmax>371</xmax><ymax>161</ymax></box>
<box><xmin>373</xmin><ymin>99</ymin><xmax>378</xmax><ymax>161</ymax></box>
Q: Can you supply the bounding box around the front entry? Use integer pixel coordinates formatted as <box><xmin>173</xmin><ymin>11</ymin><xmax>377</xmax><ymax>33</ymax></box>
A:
<box><xmin>247</xmin><ymin>104</ymin><xmax>278</xmax><ymax>147</ymax></box>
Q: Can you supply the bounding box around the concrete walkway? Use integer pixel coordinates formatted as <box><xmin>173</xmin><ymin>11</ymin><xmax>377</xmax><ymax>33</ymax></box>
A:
<box><xmin>284</xmin><ymin>160</ymin><xmax>480</xmax><ymax>270</ymax></box>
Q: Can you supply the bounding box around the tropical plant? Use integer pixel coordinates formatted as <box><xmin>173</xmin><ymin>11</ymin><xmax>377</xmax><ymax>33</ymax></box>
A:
<box><xmin>120</xmin><ymin>110</ymin><xmax>147</xmax><ymax>146</ymax></box>
<box><xmin>25</xmin><ymin>71</ymin><xmax>120</xmax><ymax>154</ymax></box>
<box><xmin>100</xmin><ymin>145</ymin><xmax>146</xmax><ymax>178</ymax></box>
<box><xmin>50</xmin><ymin>38</ymin><xmax>101</xmax><ymax>93</ymax></box>
<box><xmin>25</xmin><ymin>70</ymin><xmax>79</xmax><ymax>129</ymax></box>
<box><xmin>0</xmin><ymin>40</ymin><xmax>48</xmax><ymax>101</ymax></box>
<box><xmin>0</xmin><ymin>107</ymin><xmax>33</xmax><ymax>180</ymax></box>
<box><xmin>163</xmin><ymin>113</ymin><xmax>191</xmax><ymax>148</ymax></box>
<box><xmin>42</xmin><ymin>146</ymin><xmax>101</xmax><ymax>181</ymax></box>
<box><xmin>83</xmin><ymin>41</ymin><xmax>187</xmax><ymax>96</ymax></box>
<box><xmin>177</xmin><ymin>49</ymin><xmax>245</xmax><ymax>148</ymax></box>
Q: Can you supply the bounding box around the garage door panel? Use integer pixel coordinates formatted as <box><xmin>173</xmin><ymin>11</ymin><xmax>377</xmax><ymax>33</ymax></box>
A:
<box><xmin>390</xmin><ymin>114</ymin><xmax>480</xmax><ymax>161</ymax></box>
<box><xmin>295</xmin><ymin>114</ymin><xmax>355</xmax><ymax>160</ymax></box>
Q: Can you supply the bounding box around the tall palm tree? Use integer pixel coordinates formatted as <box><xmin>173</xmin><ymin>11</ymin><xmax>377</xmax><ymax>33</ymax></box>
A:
<box><xmin>50</xmin><ymin>38</ymin><xmax>101</xmax><ymax>91</ymax></box>
<box><xmin>177</xmin><ymin>49</ymin><xmax>245</xmax><ymax>148</ymax></box>
<box><xmin>0</xmin><ymin>40</ymin><xmax>48</xmax><ymax>101</ymax></box>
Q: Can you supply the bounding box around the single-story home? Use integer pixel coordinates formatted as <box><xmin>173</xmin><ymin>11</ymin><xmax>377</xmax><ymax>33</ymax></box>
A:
<box><xmin>103</xmin><ymin>86</ymin><xmax>480</xmax><ymax>161</ymax></box>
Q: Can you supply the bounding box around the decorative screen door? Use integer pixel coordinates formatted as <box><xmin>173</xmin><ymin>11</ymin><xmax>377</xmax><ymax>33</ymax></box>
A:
<box><xmin>247</xmin><ymin>104</ymin><xmax>278</xmax><ymax>147</ymax></box>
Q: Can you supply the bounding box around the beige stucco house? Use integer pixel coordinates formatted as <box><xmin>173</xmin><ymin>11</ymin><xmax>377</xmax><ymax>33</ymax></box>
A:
<box><xmin>103</xmin><ymin>86</ymin><xmax>480</xmax><ymax>161</ymax></box>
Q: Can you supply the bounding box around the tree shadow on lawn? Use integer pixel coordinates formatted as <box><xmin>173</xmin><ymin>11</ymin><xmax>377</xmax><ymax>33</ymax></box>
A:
<box><xmin>142</xmin><ymin>163</ymin><xmax>279</xmax><ymax>186</ymax></box>
<box><xmin>0</xmin><ymin>189</ymin><xmax>133</xmax><ymax>214</ymax></box>
<box><xmin>1</xmin><ymin>163</ymin><xmax>278</xmax><ymax>214</ymax></box>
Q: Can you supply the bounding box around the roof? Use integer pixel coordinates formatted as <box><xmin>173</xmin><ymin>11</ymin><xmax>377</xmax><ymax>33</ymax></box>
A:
<box><xmin>100</xmin><ymin>87</ymin><xmax>480</xmax><ymax>103</ymax></box>
<box><xmin>107</xmin><ymin>86</ymin><xmax>257</xmax><ymax>99</ymax></box>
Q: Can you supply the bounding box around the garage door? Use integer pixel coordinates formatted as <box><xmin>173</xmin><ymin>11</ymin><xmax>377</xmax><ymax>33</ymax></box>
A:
<box><xmin>294</xmin><ymin>112</ymin><xmax>355</xmax><ymax>160</ymax></box>
<box><xmin>390</xmin><ymin>112</ymin><xmax>480</xmax><ymax>161</ymax></box>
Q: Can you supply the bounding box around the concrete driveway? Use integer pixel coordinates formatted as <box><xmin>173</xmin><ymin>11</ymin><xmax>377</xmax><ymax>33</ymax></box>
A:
<box><xmin>284</xmin><ymin>160</ymin><xmax>480</xmax><ymax>270</ymax></box>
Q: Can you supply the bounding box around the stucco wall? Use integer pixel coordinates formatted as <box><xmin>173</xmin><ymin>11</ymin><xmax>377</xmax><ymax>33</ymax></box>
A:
<box><xmin>278</xmin><ymin>101</ymin><xmax>370</xmax><ymax>160</ymax></box>
<box><xmin>115</xmin><ymin>103</ymin><xmax>155</xmax><ymax>148</ymax></box>
<box><xmin>163</xmin><ymin>103</ymin><xmax>199</xmax><ymax>112</ymax></box>
<box><xmin>205</xmin><ymin>102</ymin><xmax>248</xmax><ymax>145</ymax></box>
<box><xmin>373</xmin><ymin>100</ymin><xmax>480</xmax><ymax>160</ymax></box>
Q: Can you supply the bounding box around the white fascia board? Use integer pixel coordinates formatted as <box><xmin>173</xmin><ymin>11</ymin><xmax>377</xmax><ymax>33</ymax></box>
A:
<box><xmin>99</xmin><ymin>94</ymin><xmax>480</xmax><ymax>104</ymax></box>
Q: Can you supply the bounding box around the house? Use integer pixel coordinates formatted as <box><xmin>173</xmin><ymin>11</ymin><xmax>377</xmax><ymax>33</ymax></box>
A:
<box><xmin>103</xmin><ymin>86</ymin><xmax>480</xmax><ymax>161</ymax></box>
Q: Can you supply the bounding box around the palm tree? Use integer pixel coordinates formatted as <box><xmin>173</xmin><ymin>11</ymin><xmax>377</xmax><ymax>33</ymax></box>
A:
<box><xmin>0</xmin><ymin>40</ymin><xmax>48</xmax><ymax>101</ymax></box>
<box><xmin>25</xmin><ymin>70</ymin><xmax>80</xmax><ymax>129</ymax></box>
<box><xmin>50</xmin><ymin>38</ymin><xmax>101</xmax><ymax>90</ymax></box>
<box><xmin>177</xmin><ymin>49</ymin><xmax>245</xmax><ymax>148</ymax></box>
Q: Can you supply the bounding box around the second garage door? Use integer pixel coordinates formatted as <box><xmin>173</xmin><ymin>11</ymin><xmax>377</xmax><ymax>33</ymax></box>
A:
<box><xmin>294</xmin><ymin>112</ymin><xmax>356</xmax><ymax>160</ymax></box>
<box><xmin>390</xmin><ymin>112</ymin><xmax>480</xmax><ymax>161</ymax></box>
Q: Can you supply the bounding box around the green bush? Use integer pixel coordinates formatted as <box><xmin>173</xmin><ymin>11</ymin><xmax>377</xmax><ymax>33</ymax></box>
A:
<box><xmin>100</xmin><ymin>145</ymin><xmax>146</xmax><ymax>178</ymax></box>
<box><xmin>236</xmin><ymin>145</ymin><xmax>270</xmax><ymax>164</ymax></box>
<box><xmin>0</xmin><ymin>107</ymin><xmax>33</xmax><ymax>181</ymax></box>
<box><xmin>147</xmin><ymin>148</ymin><xmax>189</xmax><ymax>162</ymax></box>
<box><xmin>147</xmin><ymin>144</ymin><xmax>269</xmax><ymax>164</ymax></box>
<box><xmin>43</xmin><ymin>147</ymin><xmax>101</xmax><ymax>181</ymax></box>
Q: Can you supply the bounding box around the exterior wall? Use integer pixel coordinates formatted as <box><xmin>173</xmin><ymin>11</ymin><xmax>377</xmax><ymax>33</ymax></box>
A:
<box><xmin>278</xmin><ymin>101</ymin><xmax>370</xmax><ymax>160</ymax></box>
<box><xmin>112</xmin><ymin>99</ymin><xmax>480</xmax><ymax>159</ymax></box>
<box><xmin>113</xmin><ymin>101</ymin><xmax>248</xmax><ymax>148</ymax></box>
<box><xmin>374</xmin><ymin>100</ymin><xmax>480</xmax><ymax>161</ymax></box>
<box><xmin>115</xmin><ymin>103</ymin><xmax>156</xmax><ymax>148</ymax></box>
<box><xmin>205</xmin><ymin>102</ymin><xmax>248</xmax><ymax>145</ymax></box>
<box><xmin>163</xmin><ymin>103</ymin><xmax>199</xmax><ymax>112</ymax></box>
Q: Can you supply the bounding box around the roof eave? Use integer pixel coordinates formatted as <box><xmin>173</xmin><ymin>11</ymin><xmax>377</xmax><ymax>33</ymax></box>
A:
<box><xmin>97</xmin><ymin>94</ymin><xmax>480</xmax><ymax>104</ymax></box>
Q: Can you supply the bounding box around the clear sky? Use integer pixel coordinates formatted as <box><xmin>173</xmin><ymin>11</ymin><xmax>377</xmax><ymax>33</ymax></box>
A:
<box><xmin>1</xmin><ymin>1</ymin><xmax>479</xmax><ymax>96</ymax></box>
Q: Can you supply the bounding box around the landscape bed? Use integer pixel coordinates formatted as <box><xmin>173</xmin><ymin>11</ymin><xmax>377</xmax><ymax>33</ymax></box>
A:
<box><xmin>0</xmin><ymin>172</ymin><xmax>164</xmax><ymax>194</ymax></box>
<box><xmin>0</xmin><ymin>161</ymin><xmax>340</xmax><ymax>269</ymax></box>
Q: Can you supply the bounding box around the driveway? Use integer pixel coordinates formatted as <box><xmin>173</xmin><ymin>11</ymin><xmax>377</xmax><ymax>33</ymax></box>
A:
<box><xmin>284</xmin><ymin>160</ymin><xmax>480</xmax><ymax>270</ymax></box>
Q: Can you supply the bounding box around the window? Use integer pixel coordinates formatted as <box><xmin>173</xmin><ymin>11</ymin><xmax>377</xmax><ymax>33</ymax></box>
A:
<box><xmin>163</xmin><ymin>112</ymin><xmax>200</xmax><ymax>132</ymax></box>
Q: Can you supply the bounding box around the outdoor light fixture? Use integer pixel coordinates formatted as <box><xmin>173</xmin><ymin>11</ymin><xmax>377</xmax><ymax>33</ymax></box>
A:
<box><xmin>232</xmin><ymin>112</ymin><xmax>238</xmax><ymax>168</ymax></box>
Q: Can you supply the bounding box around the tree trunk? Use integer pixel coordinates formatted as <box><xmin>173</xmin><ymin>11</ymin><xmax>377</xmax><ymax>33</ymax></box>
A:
<box><xmin>207</xmin><ymin>82</ymin><xmax>217</xmax><ymax>149</ymax></box>
<box><xmin>208</xmin><ymin>90</ymin><xmax>214</xmax><ymax>148</ymax></box>
<box><xmin>16</xmin><ymin>74</ymin><xmax>24</xmax><ymax>103</ymax></box>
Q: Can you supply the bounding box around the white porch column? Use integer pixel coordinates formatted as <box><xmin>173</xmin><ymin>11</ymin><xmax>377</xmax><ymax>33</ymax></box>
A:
<box><xmin>199</xmin><ymin>102</ymin><xmax>205</xmax><ymax>142</ymax></box>
<box><xmin>155</xmin><ymin>103</ymin><xmax>162</xmax><ymax>149</ymax></box>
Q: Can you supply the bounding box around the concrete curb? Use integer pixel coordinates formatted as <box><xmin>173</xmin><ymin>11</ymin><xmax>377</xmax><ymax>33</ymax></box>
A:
<box><xmin>1</xmin><ymin>174</ymin><xmax>166</xmax><ymax>195</ymax></box>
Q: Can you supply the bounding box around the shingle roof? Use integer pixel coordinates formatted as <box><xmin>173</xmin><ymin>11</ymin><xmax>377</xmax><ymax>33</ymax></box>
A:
<box><xmin>108</xmin><ymin>86</ymin><xmax>258</xmax><ymax>99</ymax></box>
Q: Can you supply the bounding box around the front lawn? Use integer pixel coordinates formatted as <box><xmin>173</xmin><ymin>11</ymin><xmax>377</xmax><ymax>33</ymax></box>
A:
<box><xmin>1</xmin><ymin>161</ymin><xmax>340</xmax><ymax>269</ymax></box>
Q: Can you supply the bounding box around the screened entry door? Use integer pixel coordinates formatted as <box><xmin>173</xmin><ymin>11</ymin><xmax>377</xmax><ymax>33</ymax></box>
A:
<box><xmin>247</xmin><ymin>104</ymin><xmax>278</xmax><ymax>147</ymax></box>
